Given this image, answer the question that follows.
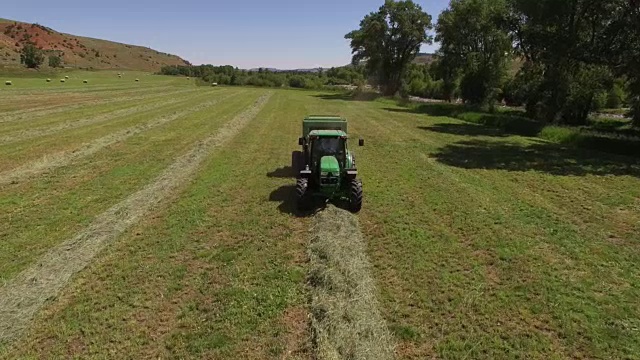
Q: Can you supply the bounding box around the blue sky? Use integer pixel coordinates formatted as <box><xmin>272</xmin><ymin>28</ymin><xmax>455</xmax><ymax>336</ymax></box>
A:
<box><xmin>5</xmin><ymin>0</ymin><xmax>449</xmax><ymax>69</ymax></box>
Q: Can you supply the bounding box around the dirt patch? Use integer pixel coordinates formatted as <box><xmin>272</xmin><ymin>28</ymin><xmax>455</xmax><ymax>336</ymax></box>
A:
<box><xmin>308</xmin><ymin>205</ymin><xmax>394</xmax><ymax>360</ymax></box>
<box><xmin>0</xmin><ymin>92</ymin><xmax>235</xmax><ymax>186</ymax></box>
<box><xmin>0</xmin><ymin>93</ymin><xmax>272</xmax><ymax>344</ymax></box>
<box><xmin>282</xmin><ymin>307</ymin><xmax>311</xmax><ymax>359</ymax></box>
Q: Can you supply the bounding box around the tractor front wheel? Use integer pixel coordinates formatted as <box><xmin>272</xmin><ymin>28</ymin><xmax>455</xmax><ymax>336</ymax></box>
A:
<box><xmin>348</xmin><ymin>179</ymin><xmax>363</xmax><ymax>213</ymax></box>
<box><xmin>296</xmin><ymin>178</ymin><xmax>312</xmax><ymax>211</ymax></box>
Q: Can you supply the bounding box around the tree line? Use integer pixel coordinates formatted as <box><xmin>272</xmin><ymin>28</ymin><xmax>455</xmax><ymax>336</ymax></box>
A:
<box><xmin>159</xmin><ymin>65</ymin><xmax>367</xmax><ymax>90</ymax></box>
<box><xmin>346</xmin><ymin>0</ymin><xmax>640</xmax><ymax>126</ymax></box>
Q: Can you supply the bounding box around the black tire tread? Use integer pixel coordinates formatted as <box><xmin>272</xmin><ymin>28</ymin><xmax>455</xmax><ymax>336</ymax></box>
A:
<box><xmin>296</xmin><ymin>178</ymin><xmax>312</xmax><ymax>210</ymax></box>
<box><xmin>349</xmin><ymin>179</ymin><xmax>363</xmax><ymax>213</ymax></box>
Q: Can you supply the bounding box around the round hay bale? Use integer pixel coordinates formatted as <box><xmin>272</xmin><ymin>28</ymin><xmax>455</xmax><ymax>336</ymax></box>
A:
<box><xmin>46</xmin><ymin>78</ymin><xmax>51</xmax><ymax>82</ymax></box>
<box><xmin>60</xmin><ymin>79</ymin><xmax>66</xmax><ymax>83</ymax></box>
<box><xmin>118</xmin><ymin>75</ymin><xmax>122</xmax><ymax>78</ymax></box>
<box><xmin>64</xmin><ymin>76</ymin><xmax>69</xmax><ymax>79</ymax></box>
<box><xmin>135</xmin><ymin>79</ymin><xmax>139</xmax><ymax>82</ymax></box>
<box><xmin>83</xmin><ymin>80</ymin><xmax>88</xmax><ymax>83</ymax></box>
<box><xmin>5</xmin><ymin>80</ymin><xmax>12</xmax><ymax>86</ymax></box>
<box><xmin>187</xmin><ymin>77</ymin><xmax>190</xmax><ymax>80</ymax></box>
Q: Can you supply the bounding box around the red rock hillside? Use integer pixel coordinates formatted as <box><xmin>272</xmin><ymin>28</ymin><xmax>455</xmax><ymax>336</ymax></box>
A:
<box><xmin>0</xmin><ymin>18</ymin><xmax>190</xmax><ymax>71</ymax></box>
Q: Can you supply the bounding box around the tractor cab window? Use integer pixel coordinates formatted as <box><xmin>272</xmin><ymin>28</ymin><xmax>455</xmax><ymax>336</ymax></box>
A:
<box><xmin>311</xmin><ymin>137</ymin><xmax>345</xmax><ymax>164</ymax></box>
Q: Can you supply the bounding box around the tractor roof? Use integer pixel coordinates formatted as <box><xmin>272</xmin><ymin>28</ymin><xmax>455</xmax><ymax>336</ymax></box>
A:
<box><xmin>305</xmin><ymin>115</ymin><xmax>346</xmax><ymax>121</ymax></box>
<box><xmin>309</xmin><ymin>129</ymin><xmax>347</xmax><ymax>137</ymax></box>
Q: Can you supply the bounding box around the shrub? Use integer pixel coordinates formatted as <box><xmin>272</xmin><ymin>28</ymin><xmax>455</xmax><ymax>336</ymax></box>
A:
<box><xmin>48</xmin><ymin>55</ymin><xmax>62</xmax><ymax>68</ymax></box>
<box><xmin>539</xmin><ymin>126</ymin><xmax>582</xmax><ymax>144</ymax></box>
<box><xmin>606</xmin><ymin>83</ymin><xmax>626</xmax><ymax>109</ymax></box>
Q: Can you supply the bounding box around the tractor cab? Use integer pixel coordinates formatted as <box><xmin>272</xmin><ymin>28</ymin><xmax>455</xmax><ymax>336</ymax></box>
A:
<box><xmin>308</xmin><ymin>131</ymin><xmax>347</xmax><ymax>192</ymax></box>
<box><xmin>309</xmin><ymin>130</ymin><xmax>347</xmax><ymax>170</ymax></box>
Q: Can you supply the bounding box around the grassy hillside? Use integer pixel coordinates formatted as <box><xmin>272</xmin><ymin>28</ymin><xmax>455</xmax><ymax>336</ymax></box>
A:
<box><xmin>0</xmin><ymin>18</ymin><xmax>189</xmax><ymax>72</ymax></box>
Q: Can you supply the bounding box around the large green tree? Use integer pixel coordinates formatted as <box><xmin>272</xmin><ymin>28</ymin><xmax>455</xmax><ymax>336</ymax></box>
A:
<box><xmin>20</xmin><ymin>43</ymin><xmax>44</xmax><ymax>69</ymax></box>
<box><xmin>597</xmin><ymin>0</ymin><xmax>640</xmax><ymax>125</ymax></box>
<box><xmin>508</xmin><ymin>0</ymin><xmax>626</xmax><ymax>124</ymax></box>
<box><xmin>345</xmin><ymin>0</ymin><xmax>433</xmax><ymax>96</ymax></box>
<box><xmin>436</xmin><ymin>0</ymin><xmax>511</xmax><ymax>107</ymax></box>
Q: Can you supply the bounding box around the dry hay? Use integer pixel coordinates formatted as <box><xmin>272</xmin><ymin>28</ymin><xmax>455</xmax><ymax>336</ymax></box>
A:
<box><xmin>0</xmin><ymin>92</ymin><xmax>273</xmax><ymax>344</ymax></box>
<box><xmin>308</xmin><ymin>205</ymin><xmax>394</xmax><ymax>360</ymax></box>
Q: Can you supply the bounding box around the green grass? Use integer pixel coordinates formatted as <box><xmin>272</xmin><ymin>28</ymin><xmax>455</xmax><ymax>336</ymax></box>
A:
<box><xmin>538</xmin><ymin>125</ymin><xmax>582</xmax><ymax>143</ymax></box>
<box><xmin>1</xmin><ymin>81</ymin><xmax>640</xmax><ymax>359</ymax></box>
<box><xmin>0</xmin><ymin>88</ymin><xmax>261</xmax><ymax>282</ymax></box>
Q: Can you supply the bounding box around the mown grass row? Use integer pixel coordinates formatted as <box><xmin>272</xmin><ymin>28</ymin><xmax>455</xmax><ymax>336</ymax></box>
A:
<box><xmin>0</xmin><ymin>88</ymin><xmax>264</xmax><ymax>282</ymax></box>
<box><xmin>1</xmin><ymin>89</ymin><xmax>311</xmax><ymax>359</ymax></box>
<box><xmin>2</xmin><ymin>87</ymin><xmax>639</xmax><ymax>359</ymax></box>
<box><xmin>0</xmin><ymin>84</ymin><xmax>195</xmax><ymax>117</ymax></box>
<box><xmin>0</xmin><ymin>89</ymin><xmax>227</xmax><ymax>170</ymax></box>
<box><xmin>333</xmin><ymin>97</ymin><xmax>640</xmax><ymax>359</ymax></box>
<box><xmin>0</xmin><ymin>87</ymin><xmax>201</xmax><ymax>135</ymax></box>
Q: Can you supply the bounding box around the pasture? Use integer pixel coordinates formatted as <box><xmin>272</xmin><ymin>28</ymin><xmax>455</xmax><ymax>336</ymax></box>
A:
<box><xmin>0</xmin><ymin>71</ymin><xmax>639</xmax><ymax>359</ymax></box>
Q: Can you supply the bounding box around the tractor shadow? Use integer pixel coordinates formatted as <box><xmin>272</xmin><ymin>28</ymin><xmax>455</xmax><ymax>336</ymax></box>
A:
<box><xmin>267</xmin><ymin>160</ymin><xmax>318</xmax><ymax>217</ymax></box>
<box><xmin>268</xmin><ymin>151</ymin><xmax>313</xmax><ymax>217</ymax></box>
<box><xmin>268</xmin><ymin>184</ymin><xmax>320</xmax><ymax>217</ymax></box>
<box><xmin>267</xmin><ymin>166</ymin><xmax>297</xmax><ymax>178</ymax></box>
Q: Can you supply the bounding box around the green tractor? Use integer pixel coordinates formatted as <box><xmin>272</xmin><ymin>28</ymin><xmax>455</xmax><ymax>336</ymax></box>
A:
<box><xmin>293</xmin><ymin>116</ymin><xmax>364</xmax><ymax>212</ymax></box>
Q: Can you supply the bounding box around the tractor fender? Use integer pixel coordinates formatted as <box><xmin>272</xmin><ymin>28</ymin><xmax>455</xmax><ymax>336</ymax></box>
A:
<box><xmin>346</xmin><ymin>151</ymin><xmax>356</xmax><ymax>168</ymax></box>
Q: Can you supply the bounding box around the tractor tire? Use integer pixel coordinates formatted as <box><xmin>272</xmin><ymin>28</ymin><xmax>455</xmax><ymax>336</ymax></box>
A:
<box><xmin>291</xmin><ymin>151</ymin><xmax>304</xmax><ymax>173</ymax></box>
<box><xmin>296</xmin><ymin>178</ymin><xmax>312</xmax><ymax>211</ymax></box>
<box><xmin>348</xmin><ymin>179</ymin><xmax>363</xmax><ymax>213</ymax></box>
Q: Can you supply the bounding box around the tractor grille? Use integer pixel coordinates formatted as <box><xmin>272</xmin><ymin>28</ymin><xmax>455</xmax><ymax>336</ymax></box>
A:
<box><xmin>320</xmin><ymin>176</ymin><xmax>339</xmax><ymax>185</ymax></box>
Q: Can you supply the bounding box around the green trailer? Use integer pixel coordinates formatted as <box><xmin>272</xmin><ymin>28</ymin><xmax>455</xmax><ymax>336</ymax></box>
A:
<box><xmin>293</xmin><ymin>116</ymin><xmax>364</xmax><ymax>212</ymax></box>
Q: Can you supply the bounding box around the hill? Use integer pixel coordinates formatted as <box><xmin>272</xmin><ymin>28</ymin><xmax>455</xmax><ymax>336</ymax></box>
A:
<box><xmin>0</xmin><ymin>18</ymin><xmax>190</xmax><ymax>71</ymax></box>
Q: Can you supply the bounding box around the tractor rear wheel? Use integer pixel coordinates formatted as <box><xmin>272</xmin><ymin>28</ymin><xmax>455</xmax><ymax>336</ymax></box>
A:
<box><xmin>296</xmin><ymin>178</ymin><xmax>312</xmax><ymax>211</ymax></box>
<box><xmin>348</xmin><ymin>179</ymin><xmax>363</xmax><ymax>213</ymax></box>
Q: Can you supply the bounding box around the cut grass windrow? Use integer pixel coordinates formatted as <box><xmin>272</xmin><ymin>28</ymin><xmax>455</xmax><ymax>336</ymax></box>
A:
<box><xmin>0</xmin><ymin>92</ymin><xmax>273</xmax><ymax>344</ymax></box>
<box><xmin>0</xmin><ymin>93</ymin><xmax>232</xmax><ymax>186</ymax></box>
<box><xmin>0</xmin><ymin>93</ymin><xmax>195</xmax><ymax>144</ymax></box>
<box><xmin>309</xmin><ymin>205</ymin><xmax>394</xmax><ymax>360</ymax></box>
<box><xmin>0</xmin><ymin>87</ymin><xmax>198</xmax><ymax>124</ymax></box>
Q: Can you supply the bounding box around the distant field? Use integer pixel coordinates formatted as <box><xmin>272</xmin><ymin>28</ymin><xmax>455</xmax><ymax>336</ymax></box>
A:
<box><xmin>0</xmin><ymin>72</ymin><xmax>639</xmax><ymax>359</ymax></box>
